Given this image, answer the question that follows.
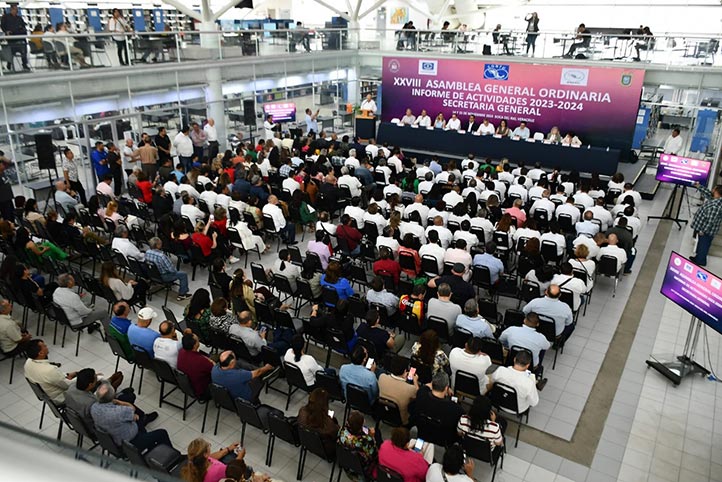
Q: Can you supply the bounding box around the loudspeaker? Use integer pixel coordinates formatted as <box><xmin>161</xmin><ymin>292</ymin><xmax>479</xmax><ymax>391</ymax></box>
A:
<box><xmin>243</xmin><ymin>99</ymin><xmax>256</xmax><ymax>126</ymax></box>
<box><xmin>35</xmin><ymin>134</ymin><xmax>55</xmax><ymax>170</ymax></box>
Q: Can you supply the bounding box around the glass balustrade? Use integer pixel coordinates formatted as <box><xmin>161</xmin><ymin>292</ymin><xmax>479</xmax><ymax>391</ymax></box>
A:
<box><xmin>0</xmin><ymin>27</ymin><xmax>718</xmax><ymax>77</ymax></box>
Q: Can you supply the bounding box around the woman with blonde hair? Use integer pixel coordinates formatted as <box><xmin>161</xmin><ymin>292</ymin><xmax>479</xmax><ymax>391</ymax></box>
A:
<box><xmin>100</xmin><ymin>261</ymin><xmax>148</xmax><ymax>306</ymax></box>
<box><xmin>180</xmin><ymin>437</ymin><xmax>245</xmax><ymax>482</ymax></box>
<box><xmin>101</xmin><ymin>200</ymin><xmax>139</xmax><ymax>228</ymax></box>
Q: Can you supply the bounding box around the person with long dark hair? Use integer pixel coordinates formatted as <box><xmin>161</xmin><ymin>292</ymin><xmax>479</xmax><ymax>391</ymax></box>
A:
<box><xmin>100</xmin><ymin>261</ymin><xmax>148</xmax><ymax>306</ymax></box>
<box><xmin>297</xmin><ymin>388</ymin><xmax>339</xmax><ymax>455</ymax></box>
<box><xmin>458</xmin><ymin>394</ymin><xmax>507</xmax><ymax>446</ymax></box>
<box><xmin>320</xmin><ymin>260</ymin><xmax>354</xmax><ymax>302</ymax></box>
<box><xmin>411</xmin><ymin>329</ymin><xmax>449</xmax><ymax>375</ymax></box>
<box><xmin>183</xmin><ymin>288</ymin><xmax>212</xmax><ymax>342</ymax></box>
<box><xmin>283</xmin><ymin>334</ymin><xmax>323</xmax><ymax>388</ymax></box>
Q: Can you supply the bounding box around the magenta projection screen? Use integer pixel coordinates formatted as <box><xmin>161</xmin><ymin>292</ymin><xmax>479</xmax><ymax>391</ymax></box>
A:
<box><xmin>381</xmin><ymin>57</ymin><xmax>645</xmax><ymax>151</ymax></box>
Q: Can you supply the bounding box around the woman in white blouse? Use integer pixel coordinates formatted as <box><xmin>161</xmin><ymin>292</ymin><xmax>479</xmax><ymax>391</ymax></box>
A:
<box><xmin>569</xmin><ymin>244</ymin><xmax>596</xmax><ymax>290</ymax></box>
<box><xmin>284</xmin><ymin>334</ymin><xmax>325</xmax><ymax>387</ymax></box>
<box><xmin>100</xmin><ymin>261</ymin><xmax>147</xmax><ymax>306</ymax></box>
<box><xmin>271</xmin><ymin>249</ymin><xmax>301</xmax><ymax>292</ymax></box>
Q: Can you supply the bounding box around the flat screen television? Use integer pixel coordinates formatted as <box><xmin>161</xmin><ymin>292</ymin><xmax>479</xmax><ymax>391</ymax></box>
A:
<box><xmin>655</xmin><ymin>153</ymin><xmax>711</xmax><ymax>186</ymax></box>
<box><xmin>263</xmin><ymin>102</ymin><xmax>296</xmax><ymax>123</ymax></box>
<box><xmin>660</xmin><ymin>251</ymin><xmax>722</xmax><ymax>334</ymax></box>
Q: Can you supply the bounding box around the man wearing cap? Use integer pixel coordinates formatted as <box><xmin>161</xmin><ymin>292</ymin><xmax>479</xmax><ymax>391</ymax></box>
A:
<box><xmin>127</xmin><ymin>307</ymin><xmax>160</xmax><ymax>357</ymax></box>
<box><xmin>428</xmin><ymin>263</ymin><xmax>476</xmax><ymax>308</ymax></box>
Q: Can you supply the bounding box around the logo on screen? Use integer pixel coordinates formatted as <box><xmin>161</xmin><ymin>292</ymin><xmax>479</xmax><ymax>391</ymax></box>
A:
<box><xmin>673</xmin><ymin>257</ymin><xmax>682</xmax><ymax>267</ymax></box>
<box><xmin>418</xmin><ymin>60</ymin><xmax>438</xmax><ymax>76</ymax></box>
<box><xmin>388</xmin><ymin>59</ymin><xmax>401</xmax><ymax>73</ymax></box>
<box><xmin>712</xmin><ymin>279</ymin><xmax>721</xmax><ymax>290</ymax></box>
<box><xmin>560</xmin><ymin>68</ymin><xmax>589</xmax><ymax>86</ymax></box>
<box><xmin>484</xmin><ymin>64</ymin><xmax>509</xmax><ymax>81</ymax></box>
<box><xmin>684</xmin><ymin>263</ymin><xmax>694</xmax><ymax>273</ymax></box>
<box><xmin>621</xmin><ymin>73</ymin><xmax>634</xmax><ymax>86</ymax></box>
<box><xmin>697</xmin><ymin>271</ymin><xmax>709</xmax><ymax>282</ymax></box>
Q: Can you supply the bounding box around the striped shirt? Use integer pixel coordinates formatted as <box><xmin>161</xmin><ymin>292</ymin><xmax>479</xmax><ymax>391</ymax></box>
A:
<box><xmin>457</xmin><ymin>414</ymin><xmax>503</xmax><ymax>445</ymax></box>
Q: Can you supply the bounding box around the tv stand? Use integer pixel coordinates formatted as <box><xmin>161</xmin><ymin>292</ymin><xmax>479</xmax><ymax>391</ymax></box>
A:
<box><xmin>646</xmin><ymin>316</ymin><xmax>710</xmax><ymax>385</ymax></box>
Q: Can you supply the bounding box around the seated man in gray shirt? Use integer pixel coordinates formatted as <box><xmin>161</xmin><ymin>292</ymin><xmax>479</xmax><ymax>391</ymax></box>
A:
<box><xmin>426</xmin><ymin>283</ymin><xmax>462</xmax><ymax>333</ymax></box>
<box><xmin>498</xmin><ymin>312</ymin><xmax>551</xmax><ymax>368</ymax></box>
<box><xmin>228</xmin><ymin>310</ymin><xmax>294</xmax><ymax>361</ymax></box>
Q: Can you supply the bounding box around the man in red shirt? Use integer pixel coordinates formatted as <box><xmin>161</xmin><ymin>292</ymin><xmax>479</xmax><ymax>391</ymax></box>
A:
<box><xmin>176</xmin><ymin>329</ymin><xmax>214</xmax><ymax>398</ymax></box>
<box><xmin>336</xmin><ymin>214</ymin><xmax>363</xmax><ymax>255</ymax></box>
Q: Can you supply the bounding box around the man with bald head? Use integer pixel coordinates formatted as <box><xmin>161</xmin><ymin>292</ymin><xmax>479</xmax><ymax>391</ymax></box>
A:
<box><xmin>262</xmin><ymin>194</ymin><xmax>296</xmax><ymax>245</ymax></box>
<box><xmin>211</xmin><ymin>349</ymin><xmax>274</xmax><ymax>404</ymax></box>
<box><xmin>54</xmin><ymin>180</ymin><xmax>80</xmax><ymax>214</ymax></box>
<box><xmin>522</xmin><ymin>284</ymin><xmax>574</xmax><ymax>339</ymax></box>
<box><xmin>405</xmin><ymin>193</ymin><xmax>430</xmax><ymax>227</ymax></box>
<box><xmin>153</xmin><ymin>320</ymin><xmax>180</xmax><ymax>369</ymax></box>
<box><xmin>598</xmin><ymin>233</ymin><xmax>629</xmax><ymax>274</ymax></box>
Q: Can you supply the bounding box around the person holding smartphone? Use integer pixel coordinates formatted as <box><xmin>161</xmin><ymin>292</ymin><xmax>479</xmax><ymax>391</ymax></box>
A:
<box><xmin>337</xmin><ymin>411</ymin><xmax>378</xmax><ymax>480</ymax></box>
<box><xmin>379</xmin><ymin>355</ymin><xmax>419</xmax><ymax>425</ymax></box>
<box><xmin>378</xmin><ymin>427</ymin><xmax>431</xmax><ymax>482</ymax></box>
<box><xmin>425</xmin><ymin>443</ymin><xmax>475</xmax><ymax>482</ymax></box>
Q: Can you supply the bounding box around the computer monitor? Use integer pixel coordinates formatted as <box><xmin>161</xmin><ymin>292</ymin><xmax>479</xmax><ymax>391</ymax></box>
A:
<box><xmin>660</xmin><ymin>251</ymin><xmax>722</xmax><ymax>334</ymax></box>
<box><xmin>655</xmin><ymin>153</ymin><xmax>711</xmax><ymax>186</ymax></box>
<box><xmin>263</xmin><ymin>102</ymin><xmax>296</xmax><ymax>123</ymax></box>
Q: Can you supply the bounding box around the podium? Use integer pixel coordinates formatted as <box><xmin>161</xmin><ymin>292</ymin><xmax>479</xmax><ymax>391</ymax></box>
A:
<box><xmin>355</xmin><ymin>111</ymin><xmax>377</xmax><ymax>140</ymax></box>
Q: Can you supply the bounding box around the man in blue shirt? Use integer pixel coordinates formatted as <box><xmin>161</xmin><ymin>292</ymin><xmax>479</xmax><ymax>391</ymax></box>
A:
<box><xmin>145</xmin><ymin>237</ymin><xmax>191</xmax><ymax>300</ymax></box>
<box><xmin>498</xmin><ymin>311</ymin><xmax>551</xmax><ymax>368</ymax></box>
<box><xmin>522</xmin><ymin>285</ymin><xmax>574</xmax><ymax>339</ymax></box>
<box><xmin>455</xmin><ymin>298</ymin><xmax>495</xmax><ymax>339</ymax></box>
<box><xmin>211</xmin><ymin>350</ymin><xmax>274</xmax><ymax>404</ymax></box>
<box><xmin>127</xmin><ymin>307</ymin><xmax>160</xmax><ymax>357</ymax></box>
<box><xmin>108</xmin><ymin>301</ymin><xmax>134</xmax><ymax>360</ymax></box>
<box><xmin>339</xmin><ymin>345</ymin><xmax>379</xmax><ymax>403</ymax></box>
<box><xmin>472</xmin><ymin>242</ymin><xmax>505</xmax><ymax>285</ymax></box>
<box><xmin>91</xmin><ymin>141</ymin><xmax>110</xmax><ymax>181</ymax></box>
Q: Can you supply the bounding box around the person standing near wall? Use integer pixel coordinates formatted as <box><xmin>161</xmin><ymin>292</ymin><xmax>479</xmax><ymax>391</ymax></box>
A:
<box><xmin>108</xmin><ymin>8</ymin><xmax>130</xmax><ymax>66</ymax></box>
<box><xmin>525</xmin><ymin>12</ymin><xmax>539</xmax><ymax>56</ymax></box>
<box><xmin>691</xmin><ymin>182</ymin><xmax>722</xmax><ymax>267</ymax></box>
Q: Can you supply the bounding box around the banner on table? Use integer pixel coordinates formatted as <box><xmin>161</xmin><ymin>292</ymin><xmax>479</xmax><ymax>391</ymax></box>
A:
<box><xmin>381</xmin><ymin>57</ymin><xmax>644</xmax><ymax>151</ymax></box>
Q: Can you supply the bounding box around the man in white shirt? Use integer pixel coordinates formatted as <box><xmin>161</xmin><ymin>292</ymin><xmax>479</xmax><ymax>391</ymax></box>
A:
<box><xmin>449</xmin><ymin>336</ymin><xmax>491</xmax><ymax>394</ymax></box>
<box><xmin>345</xmin><ymin>149</ymin><xmax>360</xmax><ymax>169</ymax></box>
<box><xmin>526</xmin><ymin>164</ymin><xmax>546</xmax><ymax>182</ymax></box>
<box><xmin>339</xmin><ymin>169</ymin><xmax>363</xmax><ymax>198</ymax></box>
<box><xmin>445</xmin><ymin>113</ymin><xmax>461</xmax><ymax>131</ymax></box>
<box><xmin>528</xmin><ymin>181</ymin><xmax>546</xmax><ymax>200</ymax></box>
<box><xmin>153</xmin><ymin>321</ymin><xmax>181</xmax><ymax>369</ymax></box>
<box><xmin>588</xmin><ymin>198</ymin><xmax>613</xmax><ymax>230</ymax></box>
<box><xmin>263</xmin><ymin>114</ymin><xmax>278</xmax><ymax>141</ymax></box>
<box><xmin>53</xmin><ymin>273</ymin><xmax>107</xmax><ymax>329</ymax></box>
<box><xmin>550</xmin><ymin>262</ymin><xmax>588</xmax><ymax>310</ymax></box>
<box><xmin>621</xmin><ymin>184</ymin><xmax>642</xmax><ymax>206</ymax></box>
<box><xmin>616</xmin><ymin>205</ymin><xmax>641</xmax><ymax>237</ymax></box>
<box><xmin>173</xmin><ymin>126</ymin><xmax>194</xmax><ymax>172</ymax></box>
<box><xmin>121</xmin><ymin>138</ymin><xmax>137</xmax><ymax>174</ymax></box>
<box><xmin>400</xmin><ymin>108</ymin><xmax>416</xmax><ymax>125</ymax></box>
<box><xmin>540</xmin><ymin>225</ymin><xmax>566</xmax><ymax>256</ymax></box>
<box><xmin>178</xmin><ymin>180</ymin><xmax>200</xmax><ymax>200</ymax></box>
<box><xmin>488</xmin><ymin>350</ymin><xmax>540</xmax><ymax>413</ymax></box>
<box><xmin>96</xmin><ymin>175</ymin><xmax>115</xmax><ymax>199</ymax></box>
<box><xmin>204</xmin><ymin>118</ymin><xmax>219</xmax><ymax>159</ymax></box>
<box><xmin>573</xmin><ymin>232</ymin><xmax>603</xmax><ymax>260</ymax></box>
<box><xmin>418</xmin><ymin>172</ymin><xmax>435</xmax><ymax>196</ymax></box>
<box><xmin>426</xmin><ymin>217</ymin><xmax>453</xmax><ymax>249</ymax></box>
<box><xmin>477</xmin><ymin>118</ymin><xmax>495</xmax><ymax>135</ymax></box>
<box><xmin>400</xmin><ymin>217</ymin><xmax>426</xmax><ymax>243</ymax></box>
<box><xmin>508</xmin><ymin>181</ymin><xmax>529</xmax><ymax>203</ymax></box>
<box><xmin>419</xmin><ymin>231</ymin><xmax>446</xmax><ymax>273</ymax></box>
<box><xmin>365</xmin><ymin>139</ymin><xmax>380</xmax><ymax>159</ymax></box>
<box><xmin>262</xmin><ymin>195</ymin><xmax>295</xmax><ymax>244</ymax></box>
<box><xmin>414</xmin><ymin>109</ymin><xmax>431</xmax><ymax>127</ymax></box>
<box><xmin>360</xmin><ymin>94</ymin><xmax>377</xmax><ymax>115</ymax></box>
<box><xmin>529</xmin><ymin>190</ymin><xmax>555</xmax><ymax>218</ymax></box>
<box><xmin>573</xmin><ymin>187</ymin><xmax>594</xmax><ymax>208</ymax></box>
<box><xmin>199</xmin><ymin>184</ymin><xmax>218</xmax><ymax>209</ymax></box>
<box><xmin>305</xmin><ymin>108</ymin><xmax>320</xmax><ymax>134</ymax></box>
<box><xmin>163</xmin><ymin>178</ymin><xmax>179</xmax><ymax>199</ymax></box>
<box><xmin>112</xmin><ymin>226</ymin><xmax>144</xmax><ymax>261</ymax></box>
<box><xmin>344</xmin><ymin>198</ymin><xmax>365</xmax><ymax>228</ymax></box>
<box><xmin>575</xmin><ymin>211</ymin><xmax>600</xmax><ymax>237</ymax></box>
<box><xmin>181</xmin><ymin>196</ymin><xmax>205</xmax><ymax>225</ymax></box>
<box><xmin>556</xmin><ymin>197</ymin><xmax>581</xmax><ymax>224</ymax></box>
<box><xmin>663</xmin><ymin>128</ymin><xmax>683</xmax><ymax>155</ymax></box>
<box><xmin>405</xmin><ymin>194</ymin><xmax>430</xmax><ymax>226</ymax></box>
<box><xmin>444</xmin><ymin>239</ymin><xmax>472</xmax><ymax>280</ymax></box>
<box><xmin>387</xmin><ymin>152</ymin><xmax>403</xmax><ymax>176</ymax></box>
<box><xmin>512</xmin><ymin>121</ymin><xmax>531</xmax><ymax>139</ymax></box>
<box><xmin>383</xmin><ymin>182</ymin><xmax>402</xmax><ymax>199</ymax></box>
<box><xmin>597</xmin><ymin>233</ymin><xmax>627</xmax><ymax>272</ymax></box>
<box><xmin>282</xmin><ymin>175</ymin><xmax>301</xmax><ymax>195</ymax></box>
<box><xmin>442</xmin><ymin>186</ymin><xmax>464</xmax><ymax>209</ymax></box>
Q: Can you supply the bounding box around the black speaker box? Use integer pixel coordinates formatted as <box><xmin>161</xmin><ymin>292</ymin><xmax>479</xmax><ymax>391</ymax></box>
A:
<box><xmin>35</xmin><ymin>134</ymin><xmax>55</xmax><ymax>170</ymax></box>
<box><xmin>243</xmin><ymin>99</ymin><xmax>256</xmax><ymax>126</ymax></box>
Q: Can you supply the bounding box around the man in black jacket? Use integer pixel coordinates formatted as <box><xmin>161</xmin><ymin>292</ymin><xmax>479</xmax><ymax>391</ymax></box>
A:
<box><xmin>1</xmin><ymin>5</ymin><xmax>29</xmax><ymax>71</ymax></box>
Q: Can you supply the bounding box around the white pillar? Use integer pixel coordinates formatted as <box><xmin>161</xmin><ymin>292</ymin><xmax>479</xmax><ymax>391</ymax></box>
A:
<box><xmin>205</xmin><ymin>67</ymin><xmax>227</xmax><ymax>151</ymax></box>
<box><xmin>199</xmin><ymin>20</ymin><xmax>219</xmax><ymax>49</ymax></box>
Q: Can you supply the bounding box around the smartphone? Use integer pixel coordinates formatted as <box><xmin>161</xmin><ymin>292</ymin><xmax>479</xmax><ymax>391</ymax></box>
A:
<box><xmin>362</xmin><ymin>426</ymin><xmax>369</xmax><ymax>435</ymax></box>
<box><xmin>259</xmin><ymin>326</ymin><xmax>268</xmax><ymax>335</ymax></box>
<box><xmin>451</xmin><ymin>396</ymin><xmax>459</xmax><ymax>403</ymax></box>
<box><xmin>365</xmin><ymin>358</ymin><xmax>375</xmax><ymax>370</ymax></box>
<box><xmin>413</xmin><ymin>438</ymin><xmax>424</xmax><ymax>452</ymax></box>
<box><xmin>234</xmin><ymin>446</ymin><xmax>243</xmax><ymax>454</ymax></box>
<box><xmin>327</xmin><ymin>410</ymin><xmax>334</xmax><ymax>418</ymax></box>
<box><xmin>407</xmin><ymin>367</ymin><xmax>416</xmax><ymax>382</ymax></box>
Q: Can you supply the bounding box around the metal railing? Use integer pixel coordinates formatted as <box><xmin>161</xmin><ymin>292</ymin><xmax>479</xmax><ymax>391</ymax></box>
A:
<box><xmin>0</xmin><ymin>26</ymin><xmax>719</xmax><ymax>77</ymax></box>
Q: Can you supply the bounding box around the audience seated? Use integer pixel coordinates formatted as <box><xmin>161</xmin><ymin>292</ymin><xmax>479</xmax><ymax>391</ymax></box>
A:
<box><xmin>284</xmin><ymin>334</ymin><xmax>325</xmax><ymax>388</ymax></box>
<box><xmin>457</xmin><ymin>395</ymin><xmax>507</xmax><ymax>446</ymax></box>
<box><xmin>426</xmin><ymin>443</ymin><xmax>476</xmax><ymax>482</ymax></box>
<box><xmin>337</xmin><ymin>410</ymin><xmax>378</xmax><ymax>480</ymax></box>
<box><xmin>487</xmin><ymin>351</ymin><xmax>540</xmax><ymax>414</ymax></box>
<box><xmin>498</xmin><ymin>312</ymin><xmax>551</xmax><ymax>368</ymax></box>
<box><xmin>378</xmin><ymin>427</ymin><xmax>432</xmax><ymax>482</ymax></box>
<box><xmin>522</xmin><ymin>285</ymin><xmax>574</xmax><ymax>339</ymax></box>
<box><xmin>449</xmin><ymin>336</ymin><xmax>492</xmax><ymax>394</ymax></box>
<box><xmin>414</xmin><ymin>371</ymin><xmax>465</xmax><ymax>446</ymax></box>
<box><xmin>412</xmin><ymin>330</ymin><xmax>450</xmax><ymax>376</ymax></box>
<box><xmin>211</xmin><ymin>350</ymin><xmax>274</xmax><ymax>405</ymax></box>
<box><xmin>177</xmin><ymin>330</ymin><xmax>214</xmax><ymax>398</ymax></box>
<box><xmin>127</xmin><ymin>307</ymin><xmax>160</xmax><ymax>356</ymax></box>
<box><xmin>339</xmin><ymin>345</ymin><xmax>379</xmax><ymax>402</ymax></box>
<box><xmin>297</xmin><ymin>388</ymin><xmax>340</xmax><ymax>455</ymax></box>
<box><xmin>153</xmin><ymin>320</ymin><xmax>181</xmax><ymax>369</ymax></box>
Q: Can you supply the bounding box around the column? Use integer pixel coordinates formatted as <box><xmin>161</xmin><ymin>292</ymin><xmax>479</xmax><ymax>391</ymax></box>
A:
<box><xmin>205</xmin><ymin>66</ymin><xmax>226</xmax><ymax>153</ymax></box>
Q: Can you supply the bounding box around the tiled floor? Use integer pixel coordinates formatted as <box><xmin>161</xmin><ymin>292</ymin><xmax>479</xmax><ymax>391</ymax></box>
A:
<box><xmin>2</xmin><ymin>182</ymin><xmax>721</xmax><ymax>482</ymax></box>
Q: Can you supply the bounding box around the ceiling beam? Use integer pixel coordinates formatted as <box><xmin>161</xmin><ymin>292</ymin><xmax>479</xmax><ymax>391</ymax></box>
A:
<box><xmin>161</xmin><ymin>0</ymin><xmax>203</xmax><ymax>21</ymax></box>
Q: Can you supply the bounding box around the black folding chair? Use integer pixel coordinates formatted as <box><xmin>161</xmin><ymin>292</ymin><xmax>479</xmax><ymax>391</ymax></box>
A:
<box><xmin>488</xmin><ymin>381</ymin><xmax>529</xmax><ymax>448</ymax></box>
